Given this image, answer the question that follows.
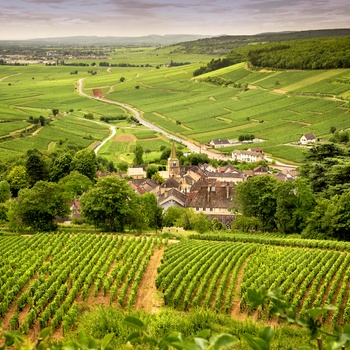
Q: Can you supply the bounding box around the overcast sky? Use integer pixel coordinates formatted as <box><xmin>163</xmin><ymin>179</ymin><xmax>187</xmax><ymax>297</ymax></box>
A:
<box><xmin>1</xmin><ymin>0</ymin><xmax>349</xmax><ymax>40</ymax></box>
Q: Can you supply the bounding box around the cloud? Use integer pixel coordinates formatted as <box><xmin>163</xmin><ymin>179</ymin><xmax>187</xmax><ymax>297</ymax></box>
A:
<box><xmin>0</xmin><ymin>0</ymin><xmax>349</xmax><ymax>39</ymax></box>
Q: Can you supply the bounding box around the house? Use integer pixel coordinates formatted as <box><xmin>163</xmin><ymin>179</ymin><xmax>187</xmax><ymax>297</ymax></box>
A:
<box><xmin>158</xmin><ymin>188</ymin><xmax>187</xmax><ymax>210</ymax></box>
<box><xmin>206</xmin><ymin>171</ymin><xmax>245</xmax><ymax>184</ymax></box>
<box><xmin>209</xmin><ymin>138</ymin><xmax>231</xmax><ymax>148</ymax></box>
<box><xmin>232</xmin><ymin>149</ymin><xmax>265</xmax><ymax>163</ymax></box>
<box><xmin>127</xmin><ymin>166</ymin><xmax>146</xmax><ymax>179</ymax></box>
<box><xmin>253</xmin><ymin>165</ymin><xmax>269</xmax><ymax>175</ymax></box>
<box><xmin>159</xmin><ymin>177</ymin><xmax>180</xmax><ymax>194</ymax></box>
<box><xmin>300</xmin><ymin>133</ymin><xmax>316</xmax><ymax>145</ymax></box>
<box><xmin>186</xmin><ymin>182</ymin><xmax>236</xmax><ymax>227</ymax></box>
<box><xmin>129</xmin><ymin>178</ymin><xmax>159</xmax><ymax>194</ymax></box>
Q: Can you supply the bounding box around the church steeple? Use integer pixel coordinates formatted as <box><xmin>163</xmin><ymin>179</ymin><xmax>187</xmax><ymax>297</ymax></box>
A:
<box><xmin>170</xmin><ymin>141</ymin><xmax>177</xmax><ymax>160</ymax></box>
<box><xmin>168</xmin><ymin>141</ymin><xmax>180</xmax><ymax>177</ymax></box>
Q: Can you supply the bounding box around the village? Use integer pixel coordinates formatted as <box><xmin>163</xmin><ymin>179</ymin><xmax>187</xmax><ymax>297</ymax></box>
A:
<box><xmin>67</xmin><ymin>139</ymin><xmax>304</xmax><ymax>228</ymax></box>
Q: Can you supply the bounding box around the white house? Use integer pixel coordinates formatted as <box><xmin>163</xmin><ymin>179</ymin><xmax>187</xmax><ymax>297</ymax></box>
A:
<box><xmin>232</xmin><ymin>149</ymin><xmax>265</xmax><ymax>163</ymax></box>
<box><xmin>300</xmin><ymin>133</ymin><xmax>316</xmax><ymax>145</ymax></box>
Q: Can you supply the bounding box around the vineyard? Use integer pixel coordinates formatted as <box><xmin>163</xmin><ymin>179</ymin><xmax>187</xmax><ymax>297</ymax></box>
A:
<box><xmin>1</xmin><ymin>233</ymin><xmax>350</xmax><ymax>339</ymax></box>
<box><xmin>0</xmin><ymin>233</ymin><xmax>161</xmax><ymax>335</ymax></box>
<box><xmin>156</xmin><ymin>239</ymin><xmax>350</xmax><ymax>325</ymax></box>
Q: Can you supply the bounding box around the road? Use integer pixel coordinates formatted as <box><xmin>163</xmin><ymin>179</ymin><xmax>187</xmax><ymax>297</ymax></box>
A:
<box><xmin>77</xmin><ymin>78</ymin><xmax>297</xmax><ymax>168</ymax></box>
<box><xmin>94</xmin><ymin>125</ymin><xmax>116</xmax><ymax>154</ymax></box>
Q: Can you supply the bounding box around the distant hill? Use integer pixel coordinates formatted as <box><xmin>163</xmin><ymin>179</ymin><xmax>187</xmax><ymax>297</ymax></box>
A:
<box><xmin>172</xmin><ymin>28</ymin><xmax>350</xmax><ymax>54</ymax></box>
<box><xmin>0</xmin><ymin>35</ymin><xmax>211</xmax><ymax>47</ymax></box>
<box><xmin>193</xmin><ymin>35</ymin><xmax>350</xmax><ymax>76</ymax></box>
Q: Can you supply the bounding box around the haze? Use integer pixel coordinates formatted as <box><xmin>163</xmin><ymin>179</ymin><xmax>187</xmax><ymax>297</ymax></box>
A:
<box><xmin>1</xmin><ymin>0</ymin><xmax>350</xmax><ymax>40</ymax></box>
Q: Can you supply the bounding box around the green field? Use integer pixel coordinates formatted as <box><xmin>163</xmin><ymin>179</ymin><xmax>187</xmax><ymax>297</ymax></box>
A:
<box><xmin>0</xmin><ymin>48</ymin><xmax>349</xmax><ymax>163</ymax></box>
<box><xmin>83</xmin><ymin>62</ymin><xmax>349</xmax><ymax>163</ymax></box>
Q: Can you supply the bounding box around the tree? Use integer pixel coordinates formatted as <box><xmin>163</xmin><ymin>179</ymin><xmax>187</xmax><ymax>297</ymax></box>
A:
<box><xmin>146</xmin><ymin>165</ymin><xmax>158</xmax><ymax>179</ymax></box>
<box><xmin>232</xmin><ymin>216</ymin><xmax>261</xmax><ymax>232</ymax></box>
<box><xmin>0</xmin><ymin>180</ymin><xmax>10</xmax><ymax>223</ymax></box>
<box><xmin>50</xmin><ymin>152</ymin><xmax>73</xmax><ymax>182</ymax></box>
<box><xmin>140</xmin><ymin>192</ymin><xmax>163</xmax><ymax>232</ymax></box>
<box><xmin>274</xmin><ymin>178</ymin><xmax>315</xmax><ymax>234</ymax></box>
<box><xmin>192</xmin><ymin>212</ymin><xmax>212</xmax><ymax>233</ymax></box>
<box><xmin>133</xmin><ymin>145</ymin><xmax>144</xmax><ymax>165</ymax></box>
<box><xmin>7</xmin><ymin>165</ymin><xmax>30</xmax><ymax>197</ymax></box>
<box><xmin>117</xmin><ymin>161</ymin><xmax>129</xmax><ymax>173</ymax></box>
<box><xmin>235</xmin><ymin>175</ymin><xmax>278</xmax><ymax>231</ymax></box>
<box><xmin>119</xmin><ymin>77</ymin><xmax>125</xmax><ymax>82</ymax></box>
<box><xmin>25</xmin><ymin>149</ymin><xmax>49</xmax><ymax>186</ymax></box>
<box><xmin>81</xmin><ymin>176</ymin><xmax>140</xmax><ymax>232</ymax></box>
<box><xmin>58</xmin><ymin>170</ymin><xmax>93</xmax><ymax>198</ymax></box>
<box><xmin>328</xmin><ymin>190</ymin><xmax>350</xmax><ymax>241</ymax></box>
<box><xmin>304</xmin><ymin>143</ymin><xmax>345</xmax><ymax>162</ymax></box>
<box><xmin>303</xmin><ymin>191</ymin><xmax>350</xmax><ymax>241</ymax></box>
<box><xmin>84</xmin><ymin>113</ymin><xmax>94</xmax><ymax>120</ymax></box>
<box><xmin>330</xmin><ymin>126</ymin><xmax>336</xmax><ymax>134</ymax></box>
<box><xmin>107</xmin><ymin>161</ymin><xmax>116</xmax><ymax>173</ymax></box>
<box><xmin>152</xmin><ymin>172</ymin><xmax>164</xmax><ymax>184</ymax></box>
<box><xmin>163</xmin><ymin>206</ymin><xmax>184</xmax><ymax>227</ymax></box>
<box><xmin>175</xmin><ymin>208</ymin><xmax>196</xmax><ymax>230</ymax></box>
<box><xmin>14</xmin><ymin>181</ymin><xmax>70</xmax><ymax>231</ymax></box>
<box><xmin>52</xmin><ymin>109</ymin><xmax>59</xmax><ymax>116</ymax></box>
<box><xmin>0</xmin><ymin>180</ymin><xmax>11</xmax><ymax>202</ymax></box>
<box><xmin>70</xmin><ymin>148</ymin><xmax>97</xmax><ymax>181</ymax></box>
<box><xmin>39</xmin><ymin>116</ymin><xmax>45</xmax><ymax>126</ymax></box>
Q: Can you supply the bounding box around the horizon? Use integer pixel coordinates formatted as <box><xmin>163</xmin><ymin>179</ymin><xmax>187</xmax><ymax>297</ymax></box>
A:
<box><xmin>1</xmin><ymin>0</ymin><xmax>350</xmax><ymax>41</ymax></box>
<box><xmin>1</xmin><ymin>28</ymin><xmax>350</xmax><ymax>42</ymax></box>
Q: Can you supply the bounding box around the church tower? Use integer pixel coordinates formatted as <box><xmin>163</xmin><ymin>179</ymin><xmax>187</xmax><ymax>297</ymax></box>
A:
<box><xmin>168</xmin><ymin>142</ymin><xmax>180</xmax><ymax>177</ymax></box>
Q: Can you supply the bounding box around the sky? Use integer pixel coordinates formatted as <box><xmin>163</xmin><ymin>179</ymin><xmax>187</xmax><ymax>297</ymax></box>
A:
<box><xmin>0</xmin><ymin>0</ymin><xmax>349</xmax><ymax>40</ymax></box>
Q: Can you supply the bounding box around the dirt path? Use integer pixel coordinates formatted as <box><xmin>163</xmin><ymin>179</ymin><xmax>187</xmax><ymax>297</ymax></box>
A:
<box><xmin>230</xmin><ymin>257</ymin><xmax>250</xmax><ymax>321</ymax></box>
<box><xmin>0</xmin><ymin>73</ymin><xmax>21</xmax><ymax>81</ymax></box>
<box><xmin>134</xmin><ymin>247</ymin><xmax>164</xmax><ymax>312</ymax></box>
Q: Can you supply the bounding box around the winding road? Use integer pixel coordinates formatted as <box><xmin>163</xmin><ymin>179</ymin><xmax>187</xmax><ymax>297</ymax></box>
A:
<box><xmin>77</xmin><ymin>78</ymin><xmax>297</xmax><ymax>169</ymax></box>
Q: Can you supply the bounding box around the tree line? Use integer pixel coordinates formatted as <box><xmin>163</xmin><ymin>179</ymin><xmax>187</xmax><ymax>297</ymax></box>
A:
<box><xmin>193</xmin><ymin>36</ymin><xmax>350</xmax><ymax>76</ymax></box>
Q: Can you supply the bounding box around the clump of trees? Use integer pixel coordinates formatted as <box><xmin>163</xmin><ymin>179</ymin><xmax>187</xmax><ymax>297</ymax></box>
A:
<box><xmin>238</xmin><ymin>134</ymin><xmax>255</xmax><ymax>142</ymax></box>
<box><xmin>233</xmin><ymin>143</ymin><xmax>350</xmax><ymax>241</ymax></box>
<box><xmin>100</xmin><ymin>115</ymin><xmax>127</xmax><ymax>122</ymax></box>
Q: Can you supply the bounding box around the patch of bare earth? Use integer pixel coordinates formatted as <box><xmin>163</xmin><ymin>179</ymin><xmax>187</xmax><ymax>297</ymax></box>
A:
<box><xmin>134</xmin><ymin>247</ymin><xmax>164</xmax><ymax>313</ymax></box>
<box><xmin>114</xmin><ymin>135</ymin><xmax>135</xmax><ymax>142</ymax></box>
<box><xmin>230</xmin><ymin>257</ymin><xmax>250</xmax><ymax>322</ymax></box>
<box><xmin>334</xmin><ymin>276</ymin><xmax>350</xmax><ymax>325</ymax></box>
<box><xmin>273</xmin><ymin>89</ymin><xmax>288</xmax><ymax>94</ymax></box>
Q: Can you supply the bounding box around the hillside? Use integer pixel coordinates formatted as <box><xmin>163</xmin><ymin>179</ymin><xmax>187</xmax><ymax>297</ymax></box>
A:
<box><xmin>172</xmin><ymin>28</ymin><xmax>350</xmax><ymax>54</ymax></box>
<box><xmin>194</xmin><ymin>36</ymin><xmax>350</xmax><ymax>76</ymax></box>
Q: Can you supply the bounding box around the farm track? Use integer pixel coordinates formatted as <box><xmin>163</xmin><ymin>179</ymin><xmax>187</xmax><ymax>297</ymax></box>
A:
<box><xmin>134</xmin><ymin>247</ymin><xmax>164</xmax><ymax>312</ymax></box>
<box><xmin>0</xmin><ymin>73</ymin><xmax>21</xmax><ymax>82</ymax></box>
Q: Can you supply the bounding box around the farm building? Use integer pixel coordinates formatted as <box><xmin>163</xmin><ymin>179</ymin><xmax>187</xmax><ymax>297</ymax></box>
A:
<box><xmin>300</xmin><ymin>133</ymin><xmax>316</xmax><ymax>145</ymax></box>
<box><xmin>209</xmin><ymin>138</ymin><xmax>231</xmax><ymax>148</ymax></box>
